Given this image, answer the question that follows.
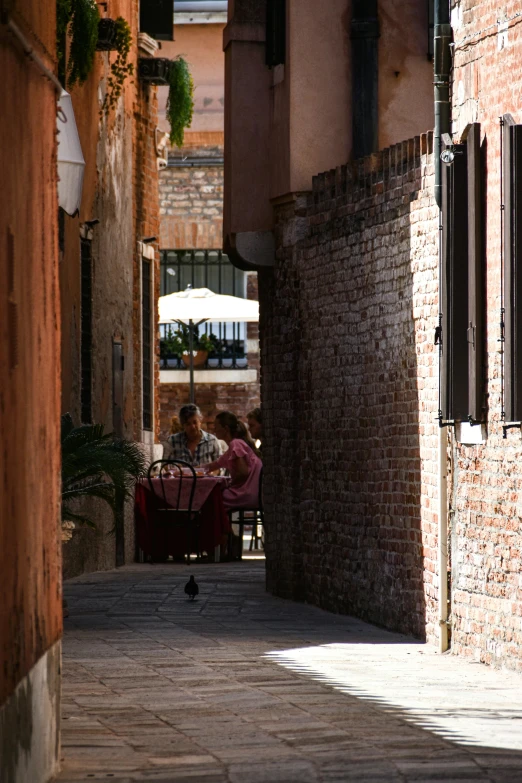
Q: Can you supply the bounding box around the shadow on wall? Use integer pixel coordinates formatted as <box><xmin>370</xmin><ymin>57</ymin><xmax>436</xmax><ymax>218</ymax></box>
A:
<box><xmin>260</xmin><ymin>134</ymin><xmax>439</xmax><ymax>640</ymax></box>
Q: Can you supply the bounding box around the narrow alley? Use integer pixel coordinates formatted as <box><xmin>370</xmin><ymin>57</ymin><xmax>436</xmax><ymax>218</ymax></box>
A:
<box><xmin>57</xmin><ymin>560</ymin><xmax>522</xmax><ymax>783</ymax></box>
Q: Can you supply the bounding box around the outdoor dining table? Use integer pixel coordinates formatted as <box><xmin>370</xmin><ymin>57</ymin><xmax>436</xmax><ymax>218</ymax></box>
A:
<box><xmin>134</xmin><ymin>474</ymin><xmax>231</xmax><ymax>562</ymax></box>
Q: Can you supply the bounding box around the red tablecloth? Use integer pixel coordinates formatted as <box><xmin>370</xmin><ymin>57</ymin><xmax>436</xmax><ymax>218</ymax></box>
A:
<box><xmin>135</xmin><ymin>477</ymin><xmax>231</xmax><ymax>560</ymax></box>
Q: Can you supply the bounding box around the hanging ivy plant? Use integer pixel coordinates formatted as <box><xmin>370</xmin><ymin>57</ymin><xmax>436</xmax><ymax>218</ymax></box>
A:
<box><xmin>100</xmin><ymin>17</ymin><xmax>134</xmax><ymax>116</ymax></box>
<box><xmin>67</xmin><ymin>0</ymin><xmax>100</xmax><ymax>88</ymax></box>
<box><xmin>167</xmin><ymin>57</ymin><xmax>195</xmax><ymax>148</ymax></box>
<box><xmin>56</xmin><ymin>0</ymin><xmax>72</xmax><ymax>81</ymax></box>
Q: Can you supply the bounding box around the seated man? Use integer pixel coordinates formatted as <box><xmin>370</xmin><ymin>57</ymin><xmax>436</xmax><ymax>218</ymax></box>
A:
<box><xmin>165</xmin><ymin>404</ymin><xmax>221</xmax><ymax>466</ymax></box>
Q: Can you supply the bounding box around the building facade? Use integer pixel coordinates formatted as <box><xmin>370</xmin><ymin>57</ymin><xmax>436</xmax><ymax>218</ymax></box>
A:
<box><xmin>226</xmin><ymin>0</ymin><xmax>522</xmax><ymax>669</ymax></box>
<box><xmin>156</xmin><ymin>1</ymin><xmax>260</xmax><ymax>440</ymax></box>
<box><xmin>60</xmin><ymin>2</ymin><xmax>163</xmax><ymax>578</ymax></box>
<box><xmin>1</xmin><ymin>2</ymin><xmax>62</xmax><ymax>779</ymax></box>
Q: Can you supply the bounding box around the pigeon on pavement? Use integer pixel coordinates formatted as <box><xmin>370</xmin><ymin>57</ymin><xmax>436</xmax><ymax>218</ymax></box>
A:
<box><xmin>184</xmin><ymin>575</ymin><xmax>199</xmax><ymax>600</ymax></box>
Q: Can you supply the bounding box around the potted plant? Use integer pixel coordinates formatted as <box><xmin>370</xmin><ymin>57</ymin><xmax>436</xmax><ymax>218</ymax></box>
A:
<box><xmin>100</xmin><ymin>17</ymin><xmax>134</xmax><ymax>115</ymax></box>
<box><xmin>160</xmin><ymin>325</ymin><xmax>213</xmax><ymax>368</ymax></box>
<box><xmin>166</xmin><ymin>56</ymin><xmax>194</xmax><ymax>147</ymax></box>
<box><xmin>61</xmin><ymin>413</ymin><xmax>146</xmax><ymax>539</ymax></box>
<box><xmin>96</xmin><ymin>18</ymin><xmax>118</xmax><ymax>51</ymax></box>
<box><xmin>182</xmin><ymin>331</ymin><xmax>213</xmax><ymax>368</ymax></box>
<box><xmin>138</xmin><ymin>57</ymin><xmax>172</xmax><ymax>85</ymax></box>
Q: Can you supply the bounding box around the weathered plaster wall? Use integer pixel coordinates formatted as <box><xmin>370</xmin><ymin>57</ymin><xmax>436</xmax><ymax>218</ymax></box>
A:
<box><xmin>61</xmin><ymin>1</ymin><xmax>160</xmax><ymax>577</ymax></box>
<box><xmin>224</xmin><ymin>0</ymin><xmax>433</xmax><ymax>262</ymax></box>
<box><xmin>0</xmin><ymin>1</ymin><xmax>62</xmax><ymax>779</ymax></box>
<box><xmin>157</xmin><ymin>23</ymin><xmax>225</xmax><ymax>135</ymax></box>
<box><xmin>260</xmin><ymin>136</ymin><xmax>440</xmax><ymax>641</ymax></box>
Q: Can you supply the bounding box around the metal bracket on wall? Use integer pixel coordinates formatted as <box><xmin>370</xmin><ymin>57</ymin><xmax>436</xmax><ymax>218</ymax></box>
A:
<box><xmin>502</xmin><ymin>422</ymin><xmax>521</xmax><ymax>439</ymax></box>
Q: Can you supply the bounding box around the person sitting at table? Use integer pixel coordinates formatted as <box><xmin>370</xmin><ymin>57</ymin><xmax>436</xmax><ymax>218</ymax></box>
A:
<box><xmin>204</xmin><ymin>411</ymin><xmax>262</xmax><ymax>510</ymax></box>
<box><xmin>246</xmin><ymin>407</ymin><xmax>263</xmax><ymax>452</ymax></box>
<box><xmin>165</xmin><ymin>404</ymin><xmax>221</xmax><ymax>466</ymax></box>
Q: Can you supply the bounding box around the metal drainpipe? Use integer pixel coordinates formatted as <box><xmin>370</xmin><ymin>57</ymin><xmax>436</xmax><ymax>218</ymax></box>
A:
<box><xmin>438</xmin><ymin>426</ymin><xmax>449</xmax><ymax>653</ymax></box>
<box><xmin>434</xmin><ymin>0</ymin><xmax>451</xmax><ymax>653</ymax></box>
<box><xmin>434</xmin><ymin>1</ymin><xmax>451</xmax><ymax>209</ymax></box>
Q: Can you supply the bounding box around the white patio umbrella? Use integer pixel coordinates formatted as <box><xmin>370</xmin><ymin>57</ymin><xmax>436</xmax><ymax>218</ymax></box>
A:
<box><xmin>57</xmin><ymin>90</ymin><xmax>85</xmax><ymax>216</ymax></box>
<box><xmin>158</xmin><ymin>287</ymin><xmax>259</xmax><ymax>402</ymax></box>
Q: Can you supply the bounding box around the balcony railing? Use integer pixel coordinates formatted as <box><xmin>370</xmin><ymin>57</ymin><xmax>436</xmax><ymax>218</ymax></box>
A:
<box><xmin>160</xmin><ymin>324</ymin><xmax>249</xmax><ymax>370</ymax></box>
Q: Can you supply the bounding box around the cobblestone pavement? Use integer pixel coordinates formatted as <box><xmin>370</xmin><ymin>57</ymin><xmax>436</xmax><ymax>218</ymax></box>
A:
<box><xmin>57</xmin><ymin>559</ymin><xmax>522</xmax><ymax>782</ymax></box>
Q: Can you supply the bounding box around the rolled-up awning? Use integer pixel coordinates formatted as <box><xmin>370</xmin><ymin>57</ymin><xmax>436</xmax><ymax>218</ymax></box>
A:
<box><xmin>57</xmin><ymin>90</ymin><xmax>85</xmax><ymax>216</ymax></box>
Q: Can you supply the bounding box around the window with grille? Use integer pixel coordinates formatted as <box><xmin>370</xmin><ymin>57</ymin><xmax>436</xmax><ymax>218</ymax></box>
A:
<box><xmin>160</xmin><ymin>249</ymin><xmax>248</xmax><ymax>369</ymax></box>
<box><xmin>142</xmin><ymin>259</ymin><xmax>153</xmax><ymax>430</ymax></box>
<box><xmin>80</xmin><ymin>237</ymin><xmax>93</xmax><ymax>424</ymax></box>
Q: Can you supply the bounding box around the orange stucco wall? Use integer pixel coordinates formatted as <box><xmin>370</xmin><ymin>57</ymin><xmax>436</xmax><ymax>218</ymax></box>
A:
<box><xmin>157</xmin><ymin>23</ymin><xmax>225</xmax><ymax>135</ymax></box>
<box><xmin>378</xmin><ymin>0</ymin><xmax>433</xmax><ymax>150</ymax></box>
<box><xmin>224</xmin><ymin>0</ymin><xmax>434</xmax><ymax>244</ymax></box>
<box><xmin>0</xmin><ymin>1</ymin><xmax>62</xmax><ymax>704</ymax></box>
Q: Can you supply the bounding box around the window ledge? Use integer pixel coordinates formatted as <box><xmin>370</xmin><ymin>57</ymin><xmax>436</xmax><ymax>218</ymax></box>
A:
<box><xmin>160</xmin><ymin>369</ymin><xmax>257</xmax><ymax>384</ymax></box>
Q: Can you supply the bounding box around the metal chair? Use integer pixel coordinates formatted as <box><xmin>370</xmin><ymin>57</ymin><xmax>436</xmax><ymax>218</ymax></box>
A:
<box><xmin>227</xmin><ymin>467</ymin><xmax>264</xmax><ymax>560</ymax></box>
<box><xmin>147</xmin><ymin>459</ymin><xmax>201</xmax><ymax>563</ymax></box>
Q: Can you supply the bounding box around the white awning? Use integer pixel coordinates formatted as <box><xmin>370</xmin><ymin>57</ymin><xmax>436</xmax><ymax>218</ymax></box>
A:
<box><xmin>159</xmin><ymin>287</ymin><xmax>259</xmax><ymax>324</ymax></box>
<box><xmin>57</xmin><ymin>91</ymin><xmax>85</xmax><ymax>216</ymax></box>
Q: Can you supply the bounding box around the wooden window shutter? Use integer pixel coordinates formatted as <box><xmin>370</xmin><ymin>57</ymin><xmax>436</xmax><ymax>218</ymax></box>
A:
<box><xmin>140</xmin><ymin>0</ymin><xmax>173</xmax><ymax>41</ymax></box>
<box><xmin>503</xmin><ymin>115</ymin><xmax>522</xmax><ymax>422</ymax></box>
<box><xmin>266</xmin><ymin>0</ymin><xmax>286</xmax><ymax>67</ymax></box>
<box><xmin>441</xmin><ymin>142</ymin><xmax>469</xmax><ymax>421</ymax></box>
<box><xmin>467</xmin><ymin>123</ymin><xmax>485</xmax><ymax>423</ymax></box>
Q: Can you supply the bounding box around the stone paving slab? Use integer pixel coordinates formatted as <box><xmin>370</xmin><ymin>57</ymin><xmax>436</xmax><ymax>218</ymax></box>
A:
<box><xmin>55</xmin><ymin>560</ymin><xmax>522</xmax><ymax>783</ymax></box>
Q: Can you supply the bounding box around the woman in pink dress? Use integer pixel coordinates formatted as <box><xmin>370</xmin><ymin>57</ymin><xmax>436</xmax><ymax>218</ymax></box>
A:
<box><xmin>204</xmin><ymin>411</ymin><xmax>262</xmax><ymax>510</ymax></box>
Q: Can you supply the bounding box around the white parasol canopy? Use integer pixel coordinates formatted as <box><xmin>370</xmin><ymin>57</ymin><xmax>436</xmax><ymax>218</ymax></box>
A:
<box><xmin>57</xmin><ymin>91</ymin><xmax>85</xmax><ymax>216</ymax></box>
<box><xmin>159</xmin><ymin>287</ymin><xmax>259</xmax><ymax>324</ymax></box>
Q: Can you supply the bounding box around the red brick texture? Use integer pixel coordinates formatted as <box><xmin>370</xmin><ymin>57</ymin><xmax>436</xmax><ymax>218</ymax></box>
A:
<box><xmin>159</xmin><ymin>382</ymin><xmax>260</xmax><ymax>442</ymax></box>
<box><xmin>448</xmin><ymin>1</ymin><xmax>522</xmax><ymax>669</ymax></box>
<box><xmin>259</xmin><ymin>135</ymin><xmax>440</xmax><ymax>641</ymax></box>
<box><xmin>159</xmin><ymin>146</ymin><xmax>223</xmax><ymax>249</ymax></box>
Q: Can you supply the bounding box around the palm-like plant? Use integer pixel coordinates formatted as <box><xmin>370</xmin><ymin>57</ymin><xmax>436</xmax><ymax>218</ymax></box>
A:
<box><xmin>61</xmin><ymin>413</ymin><xmax>146</xmax><ymax>532</ymax></box>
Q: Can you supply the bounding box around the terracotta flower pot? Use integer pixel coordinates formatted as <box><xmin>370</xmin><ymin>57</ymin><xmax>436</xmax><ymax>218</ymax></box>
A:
<box><xmin>182</xmin><ymin>350</ymin><xmax>208</xmax><ymax>368</ymax></box>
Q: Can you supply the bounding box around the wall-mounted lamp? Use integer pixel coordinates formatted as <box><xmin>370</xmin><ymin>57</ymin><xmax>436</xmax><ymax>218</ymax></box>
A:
<box><xmin>440</xmin><ymin>133</ymin><xmax>463</xmax><ymax>166</ymax></box>
<box><xmin>141</xmin><ymin>236</ymin><xmax>157</xmax><ymax>243</ymax></box>
<box><xmin>84</xmin><ymin>218</ymin><xmax>100</xmax><ymax>227</ymax></box>
<box><xmin>440</xmin><ymin>148</ymin><xmax>455</xmax><ymax>165</ymax></box>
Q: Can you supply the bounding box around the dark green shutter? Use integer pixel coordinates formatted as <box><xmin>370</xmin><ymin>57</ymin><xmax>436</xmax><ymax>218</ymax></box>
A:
<box><xmin>503</xmin><ymin>116</ymin><xmax>522</xmax><ymax>421</ymax></box>
<box><xmin>467</xmin><ymin>123</ymin><xmax>485</xmax><ymax>423</ymax></box>
<box><xmin>441</xmin><ymin>142</ymin><xmax>468</xmax><ymax>421</ymax></box>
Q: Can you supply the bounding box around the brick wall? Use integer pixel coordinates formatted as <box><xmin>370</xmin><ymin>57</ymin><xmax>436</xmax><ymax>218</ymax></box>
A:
<box><xmin>448</xmin><ymin>0</ymin><xmax>522</xmax><ymax>669</ymax></box>
<box><xmin>159</xmin><ymin>381</ymin><xmax>260</xmax><ymax>443</ymax></box>
<box><xmin>159</xmin><ymin>145</ymin><xmax>223</xmax><ymax>249</ymax></box>
<box><xmin>1</xmin><ymin>1</ymin><xmax>62</xmax><ymax>775</ymax></box>
<box><xmin>260</xmin><ymin>135</ymin><xmax>440</xmax><ymax>640</ymax></box>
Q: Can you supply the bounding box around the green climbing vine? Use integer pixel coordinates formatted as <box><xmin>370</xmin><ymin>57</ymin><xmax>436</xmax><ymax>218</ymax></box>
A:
<box><xmin>100</xmin><ymin>17</ymin><xmax>134</xmax><ymax>116</ymax></box>
<box><xmin>166</xmin><ymin>57</ymin><xmax>195</xmax><ymax>148</ymax></box>
<box><xmin>56</xmin><ymin>0</ymin><xmax>72</xmax><ymax>81</ymax></box>
<box><xmin>67</xmin><ymin>0</ymin><xmax>100</xmax><ymax>87</ymax></box>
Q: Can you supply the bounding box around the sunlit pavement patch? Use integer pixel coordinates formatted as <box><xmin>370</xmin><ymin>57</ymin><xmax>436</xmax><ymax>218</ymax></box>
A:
<box><xmin>266</xmin><ymin>642</ymin><xmax>522</xmax><ymax>751</ymax></box>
